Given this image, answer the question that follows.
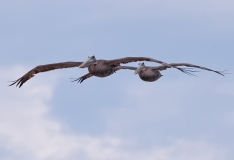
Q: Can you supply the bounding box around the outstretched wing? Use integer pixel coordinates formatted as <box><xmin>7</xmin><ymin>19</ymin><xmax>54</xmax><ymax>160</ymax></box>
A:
<box><xmin>9</xmin><ymin>61</ymin><xmax>83</xmax><ymax>88</ymax></box>
<box><xmin>71</xmin><ymin>73</ymin><xmax>93</xmax><ymax>83</ymax></box>
<box><xmin>106</xmin><ymin>57</ymin><xmax>188</xmax><ymax>74</ymax></box>
<box><xmin>151</xmin><ymin>63</ymin><xmax>225</xmax><ymax>76</ymax></box>
<box><xmin>114</xmin><ymin>66</ymin><xmax>137</xmax><ymax>71</ymax></box>
<box><xmin>115</xmin><ymin>65</ymin><xmax>195</xmax><ymax>76</ymax></box>
<box><xmin>106</xmin><ymin>57</ymin><xmax>170</xmax><ymax>66</ymax></box>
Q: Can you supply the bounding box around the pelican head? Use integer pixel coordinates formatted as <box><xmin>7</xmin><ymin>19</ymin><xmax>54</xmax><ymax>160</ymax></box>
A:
<box><xmin>134</xmin><ymin>62</ymin><xmax>145</xmax><ymax>74</ymax></box>
<box><xmin>79</xmin><ymin>55</ymin><xmax>97</xmax><ymax>68</ymax></box>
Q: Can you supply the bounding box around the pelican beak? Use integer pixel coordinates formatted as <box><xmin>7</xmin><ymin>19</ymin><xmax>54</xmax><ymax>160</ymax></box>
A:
<box><xmin>79</xmin><ymin>57</ymin><xmax>96</xmax><ymax>68</ymax></box>
<box><xmin>134</xmin><ymin>66</ymin><xmax>142</xmax><ymax>75</ymax></box>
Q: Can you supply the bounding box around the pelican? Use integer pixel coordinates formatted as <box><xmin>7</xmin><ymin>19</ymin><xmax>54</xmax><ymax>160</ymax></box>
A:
<box><xmin>73</xmin><ymin>62</ymin><xmax>225</xmax><ymax>83</ymax></box>
<box><xmin>9</xmin><ymin>55</ymin><xmax>180</xmax><ymax>87</ymax></box>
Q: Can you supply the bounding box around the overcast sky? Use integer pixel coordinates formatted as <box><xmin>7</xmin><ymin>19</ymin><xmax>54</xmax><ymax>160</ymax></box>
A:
<box><xmin>1</xmin><ymin>0</ymin><xmax>234</xmax><ymax>160</ymax></box>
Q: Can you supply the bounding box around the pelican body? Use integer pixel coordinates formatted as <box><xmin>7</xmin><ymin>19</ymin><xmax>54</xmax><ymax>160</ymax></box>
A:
<box><xmin>138</xmin><ymin>67</ymin><xmax>162</xmax><ymax>82</ymax></box>
<box><xmin>133</xmin><ymin>62</ymin><xmax>163</xmax><ymax>82</ymax></box>
<box><xmin>87</xmin><ymin>60</ymin><xmax>116</xmax><ymax>77</ymax></box>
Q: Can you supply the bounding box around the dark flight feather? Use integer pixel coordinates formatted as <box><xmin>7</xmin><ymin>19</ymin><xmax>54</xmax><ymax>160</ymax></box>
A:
<box><xmin>9</xmin><ymin>62</ymin><xmax>82</xmax><ymax>88</ymax></box>
<box><xmin>151</xmin><ymin>63</ymin><xmax>225</xmax><ymax>76</ymax></box>
<box><xmin>106</xmin><ymin>57</ymin><xmax>170</xmax><ymax>66</ymax></box>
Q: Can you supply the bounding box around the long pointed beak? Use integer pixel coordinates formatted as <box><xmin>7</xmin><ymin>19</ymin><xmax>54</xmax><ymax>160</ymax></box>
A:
<box><xmin>134</xmin><ymin>66</ymin><xmax>142</xmax><ymax>75</ymax></box>
<box><xmin>79</xmin><ymin>58</ymin><xmax>95</xmax><ymax>68</ymax></box>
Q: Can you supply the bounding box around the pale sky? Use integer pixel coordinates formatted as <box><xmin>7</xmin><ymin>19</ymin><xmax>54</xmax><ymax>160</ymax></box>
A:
<box><xmin>0</xmin><ymin>0</ymin><xmax>234</xmax><ymax>160</ymax></box>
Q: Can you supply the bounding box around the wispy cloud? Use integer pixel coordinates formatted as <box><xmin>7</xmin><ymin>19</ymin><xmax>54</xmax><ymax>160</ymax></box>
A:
<box><xmin>0</xmin><ymin>66</ymin><xmax>227</xmax><ymax>160</ymax></box>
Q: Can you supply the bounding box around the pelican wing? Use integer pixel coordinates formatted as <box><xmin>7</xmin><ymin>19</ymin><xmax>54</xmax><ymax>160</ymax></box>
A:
<box><xmin>151</xmin><ymin>63</ymin><xmax>225</xmax><ymax>76</ymax></box>
<box><xmin>114</xmin><ymin>66</ymin><xmax>137</xmax><ymax>71</ymax></box>
<box><xmin>115</xmin><ymin>65</ymin><xmax>196</xmax><ymax>76</ymax></box>
<box><xmin>106</xmin><ymin>57</ymin><xmax>170</xmax><ymax>66</ymax></box>
<box><xmin>9</xmin><ymin>61</ymin><xmax>83</xmax><ymax>88</ymax></box>
<box><xmin>106</xmin><ymin>57</ymin><xmax>188</xmax><ymax>74</ymax></box>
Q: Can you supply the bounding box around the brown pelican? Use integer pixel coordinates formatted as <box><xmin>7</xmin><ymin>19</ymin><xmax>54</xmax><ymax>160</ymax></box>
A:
<box><xmin>73</xmin><ymin>62</ymin><xmax>225</xmax><ymax>83</ymax></box>
<box><xmin>9</xmin><ymin>55</ymin><xmax>181</xmax><ymax>88</ymax></box>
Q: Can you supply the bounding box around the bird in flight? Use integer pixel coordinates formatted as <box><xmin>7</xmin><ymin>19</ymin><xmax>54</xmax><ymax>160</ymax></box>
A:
<box><xmin>9</xmin><ymin>55</ymin><xmax>183</xmax><ymax>88</ymax></box>
<box><xmin>118</xmin><ymin>62</ymin><xmax>225</xmax><ymax>82</ymax></box>
<box><xmin>72</xmin><ymin>62</ymin><xmax>225</xmax><ymax>83</ymax></box>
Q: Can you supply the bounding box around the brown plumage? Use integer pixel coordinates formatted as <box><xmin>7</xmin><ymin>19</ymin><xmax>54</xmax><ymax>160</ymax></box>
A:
<box><xmin>138</xmin><ymin>68</ymin><xmax>163</xmax><ymax>82</ymax></box>
<box><xmin>73</xmin><ymin>62</ymin><xmax>225</xmax><ymax>83</ymax></box>
<box><xmin>117</xmin><ymin>62</ymin><xmax>225</xmax><ymax>82</ymax></box>
<box><xmin>9</xmin><ymin>55</ymin><xmax>175</xmax><ymax>87</ymax></box>
<box><xmin>82</xmin><ymin>56</ymin><xmax>182</xmax><ymax>77</ymax></box>
<box><xmin>105</xmin><ymin>57</ymin><xmax>171</xmax><ymax>66</ymax></box>
<box><xmin>9</xmin><ymin>62</ymin><xmax>83</xmax><ymax>88</ymax></box>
